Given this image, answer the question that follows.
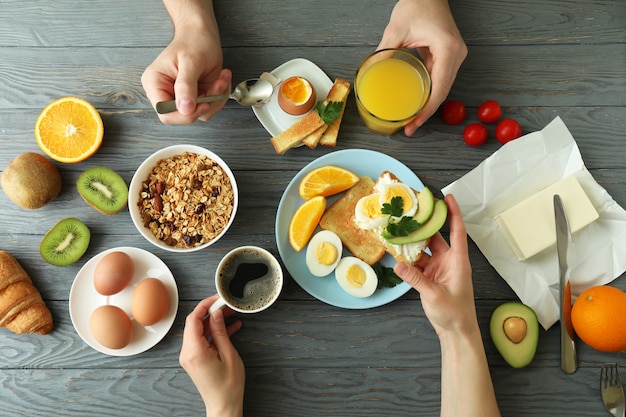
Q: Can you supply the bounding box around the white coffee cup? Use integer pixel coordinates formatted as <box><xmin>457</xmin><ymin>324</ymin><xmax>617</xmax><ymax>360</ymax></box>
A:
<box><xmin>209</xmin><ymin>246</ymin><xmax>283</xmax><ymax>315</ymax></box>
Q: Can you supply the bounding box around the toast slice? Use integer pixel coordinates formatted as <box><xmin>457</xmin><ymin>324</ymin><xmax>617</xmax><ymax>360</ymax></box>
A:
<box><xmin>271</xmin><ymin>78</ymin><xmax>351</xmax><ymax>154</ymax></box>
<box><xmin>319</xmin><ymin>176</ymin><xmax>387</xmax><ymax>265</ymax></box>
<box><xmin>320</xmin><ymin>171</ymin><xmax>431</xmax><ymax>266</ymax></box>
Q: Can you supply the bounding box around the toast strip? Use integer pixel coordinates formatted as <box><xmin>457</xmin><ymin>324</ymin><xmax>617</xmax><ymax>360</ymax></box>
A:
<box><xmin>270</xmin><ymin>111</ymin><xmax>325</xmax><ymax>155</ymax></box>
<box><xmin>320</xmin><ymin>78</ymin><xmax>351</xmax><ymax>147</ymax></box>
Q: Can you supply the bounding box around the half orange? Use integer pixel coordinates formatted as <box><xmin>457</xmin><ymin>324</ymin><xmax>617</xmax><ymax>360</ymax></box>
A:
<box><xmin>35</xmin><ymin>96</ymin><xmax>104</xmax><ymax>163</ymax></box>
<box><xmin>298</xmin><ymin>165</ymin><xmax>360</xmax><ymax>200</ymax></box>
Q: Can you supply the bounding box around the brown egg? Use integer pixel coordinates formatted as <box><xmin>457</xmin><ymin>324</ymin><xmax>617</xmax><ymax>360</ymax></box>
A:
<box><xmin>277</xmin><ymin>76</ymin><xmax>316</xmax><ymax>115</ymax></box>
<box><xmin>93</xmin><ymin>251</ymin><xmax>135</xmax><ymax>295</ymax></box>
<box><xmin>89</xmin><ymin>305</ymin><xmax>133</xmax><ymax>349</ymax></box>
<box><xmin>131</xmin><ymin>278</ymin><xmax>170</xmax><ymax>326</ymax></box>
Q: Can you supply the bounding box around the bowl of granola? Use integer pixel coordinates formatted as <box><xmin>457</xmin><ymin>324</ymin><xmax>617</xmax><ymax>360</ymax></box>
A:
<box><xmin>128</xmin><ymin>145</ymin><xmax>238</xmax><ymax>252</ymax></box>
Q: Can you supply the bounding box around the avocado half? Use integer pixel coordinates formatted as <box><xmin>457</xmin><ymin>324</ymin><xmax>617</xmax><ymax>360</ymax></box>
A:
<box><xmin>490</xmin><ymin>302</ymin><xmax>539</xmax><ymax>368</ymax></box>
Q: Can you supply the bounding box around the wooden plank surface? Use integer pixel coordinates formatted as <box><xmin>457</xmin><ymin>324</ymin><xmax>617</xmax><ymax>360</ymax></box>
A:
<box><xmin>1</xmin><ymin>0</ymin><xmax>625</xmax><ymax>416</ymax></box>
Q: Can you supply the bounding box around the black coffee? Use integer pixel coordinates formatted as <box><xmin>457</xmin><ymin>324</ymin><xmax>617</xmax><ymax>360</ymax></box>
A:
<box><xmin>228</xmin><ymin>263</ymin><xmax>269</xmax><ymax>298</ymax></box>
<box><xmin>217</xmin><ymin>248</ymin><xmax>282</xmax><ymax>311</ymax></box>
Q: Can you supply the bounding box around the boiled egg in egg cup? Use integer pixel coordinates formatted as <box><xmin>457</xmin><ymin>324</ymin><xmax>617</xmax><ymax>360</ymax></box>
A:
<box><xmin>305</xmin><ymin>230</ymin><xmax>343</xmax><ymax>277</ymax></box>
<box><xmin>277</xmin><ymin>76</ymin><xmax>317</xmax><ymax>115</ymax></box>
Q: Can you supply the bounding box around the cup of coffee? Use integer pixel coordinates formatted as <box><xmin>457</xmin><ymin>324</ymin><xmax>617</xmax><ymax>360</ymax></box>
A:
<box><xmin>209</xmin><ymin>246</ymin><xmax>283</xmax><ymax>315</ymax></box>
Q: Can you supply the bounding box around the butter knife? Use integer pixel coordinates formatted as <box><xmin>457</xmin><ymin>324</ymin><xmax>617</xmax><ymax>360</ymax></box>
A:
<box><xmin>554</xmin><ymin>194</ymin><xmax>577</xmax><ymax>374</ymax></box>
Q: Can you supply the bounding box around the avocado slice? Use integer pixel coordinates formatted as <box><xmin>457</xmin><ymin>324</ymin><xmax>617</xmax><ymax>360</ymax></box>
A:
<box><xmin>414</xmin><ymin>187</ymin><xmax>435</xmax><ymax>224</ymax></box>
<box><xmin>490</xmin><ymin>302</ymin><xmax>539</xmax><ymax>368</ymax></box>
<box><xmin>383</xmin><ymin>199</ymin><xmax>448</xmax><ymax>245</ymax></box>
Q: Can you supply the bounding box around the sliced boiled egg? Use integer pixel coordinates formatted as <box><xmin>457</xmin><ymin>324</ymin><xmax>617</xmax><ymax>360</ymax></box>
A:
<box><xmin>278</xmin><ymin>76</ymin><xmax>316</xmax><ymax>115</ymax></box>
<box><xmin>334</xmin><ymin>257</ymin><xmax>377</xmax><ymax>298</ymax></box>
<box><xmin>375</xmin><ymin>179</ymin><xmax>418</xmax><ymax>220</ymax></box>
<box><xmin>305</xmin><ymin>230</ymin><xmax>342</xmax><ymax>277</ymax></box>
<box><xmin>354</xmin><ymin>193</ymin><xmax>388</xmax><ymax>230</ymax></box>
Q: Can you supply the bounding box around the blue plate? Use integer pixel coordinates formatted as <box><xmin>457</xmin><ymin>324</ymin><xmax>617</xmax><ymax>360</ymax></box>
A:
<box><xmin>275</xmin><ymin>149</ymin><xmax>423</xmax><ymax>309</ymax></box>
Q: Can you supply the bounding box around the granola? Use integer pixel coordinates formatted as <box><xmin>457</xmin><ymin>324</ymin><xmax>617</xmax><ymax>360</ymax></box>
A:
<box><xmin>138</xmin><ymin>152</ymin><xmax>235</xmax><ymax>248</ymax></box>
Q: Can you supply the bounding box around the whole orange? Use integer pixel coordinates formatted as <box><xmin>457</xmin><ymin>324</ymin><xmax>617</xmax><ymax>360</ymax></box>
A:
<box><xmin>571</xmin><ymin>285</ymin><xmax>626</xmax><ymax>352</ymax></box>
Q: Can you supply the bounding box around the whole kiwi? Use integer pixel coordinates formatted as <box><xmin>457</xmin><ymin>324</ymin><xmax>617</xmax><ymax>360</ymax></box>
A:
<box><xmin>1</xmin><ymin>152</ymin><xmax>62</xmax><ymax>209</ymax></box>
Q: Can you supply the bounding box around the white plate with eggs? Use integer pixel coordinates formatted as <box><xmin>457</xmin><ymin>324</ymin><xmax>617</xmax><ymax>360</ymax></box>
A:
<box><xmin>69</xmin><ymin>247</ymin><xmax>178</xmax><ymax>356</ymax></box>
<box><xmin>252</xmin><ymin>58</ymin><xmax>334</xmax><ymax>136</ymax></box>
<box><xmin>275</xmin><ymin>149</ymin><xmax>418</xmax><ymax>309</ymax></box>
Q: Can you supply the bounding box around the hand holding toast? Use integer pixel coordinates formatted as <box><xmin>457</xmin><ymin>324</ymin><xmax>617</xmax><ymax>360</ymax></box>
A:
<box><xmin>393</xmin><ymin>194</ymin><xmax>477</xmax><ymax>335</ymax></box>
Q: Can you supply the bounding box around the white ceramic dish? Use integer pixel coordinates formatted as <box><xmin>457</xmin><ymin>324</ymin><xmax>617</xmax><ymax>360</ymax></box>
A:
<box><xmin>252</xmin><ymin>58</ymin><xmax>334</xmax><ymax>136</ymax></box>
<box><xmin>275</xmin><ymin>149</ymin><xmax>420</xmax><ymax>309</ymax></box>
<box><xmin>69</xmin><ymin>247</ymin><xmax>178</xmax><ymax>356</ymax></box>
<box><xmin>128</xmin><ymin>144</ymin><xmax>238</xmax><ymax>253</ymax></box>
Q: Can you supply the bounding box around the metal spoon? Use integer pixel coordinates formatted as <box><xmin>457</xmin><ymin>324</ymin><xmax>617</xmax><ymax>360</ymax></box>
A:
<box><xmin>155</xmin><ymin>78</ymin><xmax>274</xmax><ymax>114</ymax></box>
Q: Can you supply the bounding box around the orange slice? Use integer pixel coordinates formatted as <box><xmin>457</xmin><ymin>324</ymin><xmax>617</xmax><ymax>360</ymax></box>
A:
<box><xmin>298</xmin><ymin>165</ymin><xmax>360</xmax><ymax>200</ymax></box>
<box><xmin>35</xmin><ymin>96</ymin><xmax>104</xmax><ymax>163</ymax></box>
<box><xmin>288</xmin><ymin>196</ymin><xmax>326</xmax><ymax>252</ymax></box>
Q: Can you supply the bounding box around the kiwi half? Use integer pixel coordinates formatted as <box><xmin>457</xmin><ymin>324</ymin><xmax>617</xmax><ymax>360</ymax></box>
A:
<box><xmin>40</xmin><ymin>218</ymin><xmax>91</xmax><ymax>266</ymax></box>
<box><xmin>77</xmin><ymin>166</ymin><xmax>128</xmax><ymax>215</ymax></box>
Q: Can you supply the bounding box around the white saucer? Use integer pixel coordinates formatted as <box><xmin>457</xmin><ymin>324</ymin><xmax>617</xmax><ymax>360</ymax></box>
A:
<box><xmin>69</xmin><ymin>247</ymin><xmax>178</xmax><ymax>356</ymax></box>
<box><xmin>252</xmin><ymin>58</ymin><xmax>333</xmax><ymax>136</ymax></box>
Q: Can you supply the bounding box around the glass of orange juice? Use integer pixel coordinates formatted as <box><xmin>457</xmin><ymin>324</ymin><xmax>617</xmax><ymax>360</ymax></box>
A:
<box><xmin>354</xmin><ymin>49</ymin><xmax>431</xmax><ymax>136</ymax></box>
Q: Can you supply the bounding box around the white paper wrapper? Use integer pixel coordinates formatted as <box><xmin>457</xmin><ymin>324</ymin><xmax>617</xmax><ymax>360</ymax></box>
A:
<box><xmin>442</xmin><ymin>117</ymin><xmax>626</xmax><ymax>329</ymax></box>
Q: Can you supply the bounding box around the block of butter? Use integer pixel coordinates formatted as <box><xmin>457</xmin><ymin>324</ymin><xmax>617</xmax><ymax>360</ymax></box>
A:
<box><xmin>495</xmin><ymin>175</ymin><xmax>599</xmax><ymax>261</ymax></box>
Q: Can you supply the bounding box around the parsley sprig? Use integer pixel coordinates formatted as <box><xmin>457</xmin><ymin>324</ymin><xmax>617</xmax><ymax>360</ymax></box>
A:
<box><xmin>315</xmin><ymin>101</ymin><xmax>344</xmax><ymax>125</ymax></box>
<box><xmin>381</xmin><ymin>196</ymin><xmax>420</xmax><ymax>237</ymax></box>
<box><xmin>372</xmin><ymin>263</ymin><xmax>403</xmax><ymax>289</ymax></box>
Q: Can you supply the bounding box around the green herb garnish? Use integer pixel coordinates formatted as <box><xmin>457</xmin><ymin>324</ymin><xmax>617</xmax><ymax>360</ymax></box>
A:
<box><xmin>381</xmin><ymin>196</ymin><xmax>405</xmax><ymax>217</ymax></box>
<box><xmin>315</xmin><ymin>101</ymin><xmax>344</xmax><ymax>125</ymax></box>
<box><xmin>381</xmin><ymin>196</ymin><xmax>420</xmax><ymax>237</ymax></box>
<box><xmin>372</xmin><ymin>263</ymin><xmax>403</xmax><ymax>289</ymax></box>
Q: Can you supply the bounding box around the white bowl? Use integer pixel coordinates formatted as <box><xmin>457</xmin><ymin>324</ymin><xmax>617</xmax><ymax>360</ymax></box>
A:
<box><xmin>128</xmin><ymin>144</ymin><xmax>238</xmax><ymax>253</ymax></box>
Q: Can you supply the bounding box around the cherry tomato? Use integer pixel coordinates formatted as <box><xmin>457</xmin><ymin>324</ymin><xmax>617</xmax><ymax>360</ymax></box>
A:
<box><xmin>496</xmin><ymin>119</ymin><xmax>523</xmax><ymax>144</ymax></box>
<box><xmin>463</xmin><ymin>123</ymin><xmax>488</xmax><ymax>146</ymax></box>
<box><xmin>441</xmin><ymin>100</ymin><xmax>466</xmax><ymax>125</ymax></box>
<box><xmin>477</xmin><ymin>100</ymin><xmax>502</xmax><ymax>123</ymax></box>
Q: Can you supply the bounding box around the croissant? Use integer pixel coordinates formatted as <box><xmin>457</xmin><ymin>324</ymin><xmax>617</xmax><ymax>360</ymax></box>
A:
<box><xmin>0</xmin><ymin>250</ymin><xmax>53</xmax><ymax>334</ymax></box>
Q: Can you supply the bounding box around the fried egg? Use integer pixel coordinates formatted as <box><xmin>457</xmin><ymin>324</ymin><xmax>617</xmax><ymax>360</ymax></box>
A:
<box><xmin>305</xmin><ymin>230</ymin><xmax>343</xmax><ymax>277</ymax></box>
<box><xmin>334</xmin><ymin>257</ymin><xmax>377</xmax><ymax>298</ymax></box>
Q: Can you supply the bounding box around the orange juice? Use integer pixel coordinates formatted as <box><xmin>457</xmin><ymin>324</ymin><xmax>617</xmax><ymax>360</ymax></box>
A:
<box><xmin>355</xmin><ymin>49</ymin><xmax>431</xmax><ymax>135</ymax></box>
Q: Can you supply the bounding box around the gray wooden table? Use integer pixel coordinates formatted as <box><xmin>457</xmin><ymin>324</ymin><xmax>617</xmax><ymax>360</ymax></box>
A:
<box><xmin>1</xmin><ymin>1</ymin><xmax>625</xmax><ymax>415</ymax></box>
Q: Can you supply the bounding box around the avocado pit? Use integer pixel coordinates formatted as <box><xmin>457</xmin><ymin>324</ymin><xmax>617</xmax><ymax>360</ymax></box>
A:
<box><xmin>503</xmin><ymin>316</ymin><xmax>527</xmax><ymax>344</ymax></box>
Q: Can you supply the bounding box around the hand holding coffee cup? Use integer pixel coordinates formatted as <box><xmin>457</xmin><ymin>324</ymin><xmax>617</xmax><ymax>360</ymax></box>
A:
<box><xmin>209</xmin><ymin>246</ymin><xmax>284</xmax><ymax>315</ymax></box>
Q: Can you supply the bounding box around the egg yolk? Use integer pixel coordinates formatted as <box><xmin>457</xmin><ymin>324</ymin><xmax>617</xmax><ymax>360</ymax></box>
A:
<box><xmin>315</xmin><ymin>242</ymin><xmax>338</xmax><ymax>266</ymax></box>
<box><xmin>280</xmin><ymin>77</ymin><xmax>312</xmax><ymax>105</ymax></box>
<box><xmin>358</xmin><ymin>193</ymin><xmax>385</xmax><ymax>219</ymax></box>
<box><xmin>345</xmin><ymin>264</ymin><xmax>366</xmax><ymax>288</ymax></box>
<box><xmin>381</xmin><ymin>185</ymin><xmax>414</xmax><ymax>212</ymax></box>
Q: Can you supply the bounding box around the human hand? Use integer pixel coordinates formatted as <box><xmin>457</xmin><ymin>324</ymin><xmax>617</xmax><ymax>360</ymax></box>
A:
<box><xmin>377</xmin><ymin>0</ymin><xmax>468</xmax><ymax>136</ymax></box>
<box><xmin>393</xmin><ymin>194</ymin><xmax>477</xmax><ymax>336</ymax></box>
<box><xmin>179</xmin><ymin>295</ymin><xmax>245</xmax><ymax>417</ymax></box>
<box><xmin>141</xmin><ymin>16</ymin><xmax>232</xmax><ymax>124</ymax></box>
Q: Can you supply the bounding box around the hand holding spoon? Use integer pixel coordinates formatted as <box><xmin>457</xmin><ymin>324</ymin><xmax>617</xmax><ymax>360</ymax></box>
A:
<box><xmin>155</xmin><ymin>78</ymin><xmax>274</xmax><ymax>114</ymax></box>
